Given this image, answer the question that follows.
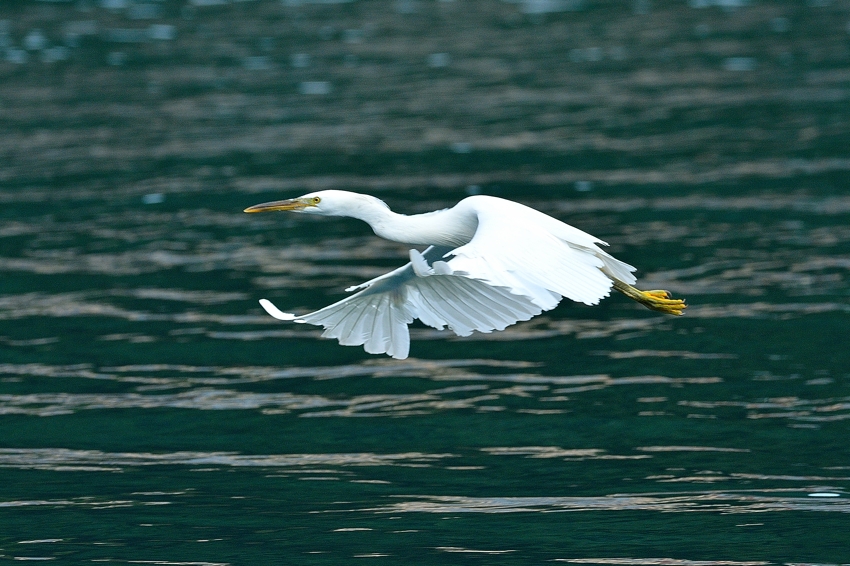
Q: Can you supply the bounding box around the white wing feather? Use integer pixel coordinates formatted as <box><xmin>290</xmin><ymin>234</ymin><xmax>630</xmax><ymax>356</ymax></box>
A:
<box><xmin>448</xmin><ymin>196</ymin><xmax>635</xmax><ymax>307</ymax></box>
<box><xmin>259</xmin><ymin>247</ymin><xmax>543</xmax><ymax>359</ymax></box>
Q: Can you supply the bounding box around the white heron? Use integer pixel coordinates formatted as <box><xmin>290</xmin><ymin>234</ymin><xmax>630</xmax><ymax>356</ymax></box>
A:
<box><xmin>244</xmin><ymin>190</ymin><xmax>685</xmax><ymax>359</ymax></box>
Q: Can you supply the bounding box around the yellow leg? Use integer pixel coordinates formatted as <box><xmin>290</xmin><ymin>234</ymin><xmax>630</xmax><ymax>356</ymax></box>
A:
<box><xmin>612</xmin><ymin>281</ymin><xmax>686</xmax><ymax>316</ymax></box>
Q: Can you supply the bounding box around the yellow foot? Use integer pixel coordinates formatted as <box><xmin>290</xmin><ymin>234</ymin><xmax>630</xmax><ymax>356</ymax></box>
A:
<box><xmin>612</xmin><ymin>281</ymin><xmax>687</xmax><ymax>316</ymax></box>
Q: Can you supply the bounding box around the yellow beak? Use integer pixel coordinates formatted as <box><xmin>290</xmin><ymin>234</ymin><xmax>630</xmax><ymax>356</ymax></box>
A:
<box><xmin>244</xmin><ymin>198</ymin><xmax>311</xmax><ymax>213</ymax></box>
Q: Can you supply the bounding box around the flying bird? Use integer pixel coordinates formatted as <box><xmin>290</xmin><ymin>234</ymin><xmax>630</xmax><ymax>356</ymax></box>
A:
<box><xmin>244</xmin><ymin>190</ymin><xmax>685</xmax><ymax>359</ymax></box>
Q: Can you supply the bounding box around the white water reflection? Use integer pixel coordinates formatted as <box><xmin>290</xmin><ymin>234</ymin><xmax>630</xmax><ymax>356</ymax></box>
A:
<box><xmin>366</xmin><ymin>491</ymin><xmax>850</xmax><ymax>514</ymax></box>
<box><xmin>482</xmin><ymin>447</ymin><xmax>651</xmax><ymax>461</ymax></box>
<box><xmin>0</xmin><ymin>359</ymin><xmax>720</xmax><ymax>390</ymax></box>
<box><xmin>0</xmin><ymin>370</ymin><xmax>725</xmax><ymax>417</ymax></box>
<box><xmin>554</xmin><ymin>559</ymin><xmax>771</xmax><ymax>565</ymax></box>
<box><xmin>0</xmin><ymin>389</ymin><xmax>432</xmax><ymax>416</ymax></box>
<box><xmin>0</xmin><ymin>498</ymin><xmax>167</xmax><ymax>510</ymax></box>
<box><xmin>636</xmin><ymin>446</ymin><xmax>750</xmax><ymax>453</ymax></box>
<box><xmin>593</xmin><ymin>350</ymin><xmax>737</xmax><ymax>360</ymax></box>
<box><xmin>0</xmin><ymin>448</ymin><xmax>455</xmax><ymax>472</ymax></box>
<box><xmin>436</xmin><ymin>546</ymin><xmax>515</xmax><ymax>554</ymax></box>
<box><xmin>678</xmin><ymin>397</ymin><xmax>850</xmax><ymax>423</ymax></box>
<box><xmin>0</xmin><ymin>358</ymin><xmax>539</xmax><ymax>385</ymax></box>
<box><xmin>0</xmin><ymin>292</ymin><xmax>266</xmax><ymax>324</ymax></box>
<box><xmin>3</xmin><ymin>356</ymin><xmax>842</xmax><ymax>426</ymax></box>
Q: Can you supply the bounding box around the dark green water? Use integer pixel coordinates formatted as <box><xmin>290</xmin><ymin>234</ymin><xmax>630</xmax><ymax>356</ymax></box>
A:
<box><xmin>2</xmin><ymin>0</ymin><xmax>850</xmax><ymax>564</ymax></box>
<box><xmin>1</xmin><ymin>179</ymin><xmax>848</xmax><ymax>564</ymax></box>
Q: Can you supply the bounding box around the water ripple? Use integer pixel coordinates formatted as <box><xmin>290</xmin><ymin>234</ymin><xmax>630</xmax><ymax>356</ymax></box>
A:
<box><xmin>0</xmin><ymin>378</ymin><xmax>724</xmax><ymax>417</ymax></box>
<box><xmin>555</xmin><ymin>559</ymin><xmax>772</xmax><ymax>565</ymax></box>
<box><xmin>482</xmin><ymin>447</ymin><xmax>651</xmax><ymax>461</ymax></box>
<box><xmin>678</xmin><ymin>396</ymin><xmax>850</xmax><ymax>423</ymax></box>
<box><xmin>0</xmin><ymin>293</ymin><xmax>266</xmax><ymax>324</ymax></box>
<box><xmin>0</xmin><ymin>448</ymin><xmax>454</xmax><ymax>472</ymax></box>
<box><xmin>0</xmin><ymin>360</ymin><xmax>720</xmax><ymax>392</ymax></box>
<box><xmin>366</xmin><ymin>491</ymin><xmax>850</xmax><ymax>515</ymax></box>
<box><xmin>0</xmin><ymin>497</ymin><xmax>166</xmax><ymax>510</ymax></box>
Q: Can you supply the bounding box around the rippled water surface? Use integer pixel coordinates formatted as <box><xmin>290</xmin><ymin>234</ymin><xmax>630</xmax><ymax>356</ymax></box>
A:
<box><xmin>2</xmin><ymin>0</ymin><xmax>850</xmax><ymax>564</ymax></box>
<box><xmin>2</xmin><ymin>183</ymin><xmax>847</xmax><ymax>565</ymax></box>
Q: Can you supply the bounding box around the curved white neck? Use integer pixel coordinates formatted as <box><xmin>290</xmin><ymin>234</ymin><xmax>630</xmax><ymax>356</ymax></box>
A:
<box><xmin>345</xmin><ymin>198</ymin><xmax>476</xmax><ymax>247</ymax></box>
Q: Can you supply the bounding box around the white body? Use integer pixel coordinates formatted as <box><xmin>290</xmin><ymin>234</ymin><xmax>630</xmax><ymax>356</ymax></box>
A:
<box><xmin>255</xmin><ymin>191</ymin><xmax>637</xmax><ymax>359</ymax></box>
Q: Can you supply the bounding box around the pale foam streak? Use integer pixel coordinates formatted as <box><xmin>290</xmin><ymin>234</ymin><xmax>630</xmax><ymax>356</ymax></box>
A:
<box><xmin>0</xmin><ymin>388</ymin><xmax>537</xmax><ymax>417</ymax></box>
<box><xmin>117</xmin><ymin>288</ymin><xmax>249</xmax><ymax>304</ymax></box>
<box><xmin>593</xmin><ymin>350</ymin><xmax>738</xmax><ymax>360</ymax></box>
<box><xmin>637</xmin><ymin>446</ymin><xmax>750</xmax><ymax>453</ymax></box>
<box><xmin>0</xmin><ymin>360</ymin><xmax>719</xmax><ymax>391</ymax></box>
<box><xmin>365</xmin><ymin>492</ymin><xmax>850</xmax><ymax>515</ymax></box>
<box><xmin>554</xmin><ymin>559</ymin><xmax>771</xmax><ymax>565</ymax></box>
<box><xmin>0</xmin><ymin>292</ymin><xmax>267</xmax><ymax>324</ymax></box>
<box><xmin>482</xmin><ymin>447</ymin><xmax>651</xmax><ymax>461</ymax></box>
<box><xmin>0</xmin><ymin>498</ymin><xmax>154</xmax><ymax>510</ymax></box>
<box><xmin>126</xmin><ymin>561</ymin><xmax>229</xmax><ymax>566</ymax></box>
<box><xmin>678</xmin><ymin>396</ymin><xmax>850</xmax><ymax>423</ymax></box>
<box><xmin>0</xmin><ymin>389</ymin><xmax>428</xmax><ymax>417</ymax></box>
<box><xmin>682</xmin><ymin>302</ymin><xmax>850</xmax><ymax>319</ymax></box>
<box><xmin>0</xmin><ymin>358</ymin><xmax>541</xmax><ymax>388</ymax></box>
<box><xmin>436</xmin><ymin>547</ymin><xmax>515</xmax><ymax>554</ymax></box>
<box><xmin>548</xmin><ymin>195</ymin><xmax>850</xmax><ymax>216</ymax></box>
<box><xmin>0</xmin><ymin>236</ymin><xmax>398</xmax><ymax>277</ymax></box>
<box><xmin>0</xmin><ymin>355</ymin><xmax>726</xmax><ymax>417</ymax></box>
<box><xmin>0</xmin><ymin>378</ymin><xmax>725</xmax><ymax>417</ymax></box>
<box><xmin>0</xmin><ymin>448</ymin><xmax>455</xmax><ymax>472</ymax></box>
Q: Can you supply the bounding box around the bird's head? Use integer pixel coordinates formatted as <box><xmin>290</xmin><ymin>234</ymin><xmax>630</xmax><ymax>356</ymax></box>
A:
<box><xmin>244</xmin><ymin>190</ymin><xmax>389</xmax><ymax>217</ymax></box>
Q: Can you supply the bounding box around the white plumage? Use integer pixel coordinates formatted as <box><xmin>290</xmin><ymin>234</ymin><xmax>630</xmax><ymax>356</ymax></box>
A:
<box><xmin>245</xmin><ymin>190</ymin><xmax>685</xmax><ymax>359</ymax></box>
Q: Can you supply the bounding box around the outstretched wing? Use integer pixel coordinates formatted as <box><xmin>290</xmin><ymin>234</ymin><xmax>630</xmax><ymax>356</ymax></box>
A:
<box><xmin>446</xmin><ymin>195</ymin><xmax>636</xmax><ymax>308</ymax></box>
<box><xmin>259</xmin><ymin>246</ymin><xmax>545</xmax><ymax>359</ymax></box>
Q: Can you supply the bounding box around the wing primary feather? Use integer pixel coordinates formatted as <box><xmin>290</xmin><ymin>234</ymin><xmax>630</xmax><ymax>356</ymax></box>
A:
<box><xmin>372</xmin><ymin>297</ymin><xmax>393</xmax><ymax>356</ymax></box>
<box><xmin>319</xmin><ymin>301</ymin><xmax>368</xmax><ymax>342</ymax></box>
<box><xmin>458</xmin><ymin>280</ymin><xmax>542</xmax><ymax>328</ymax></box>
<box><xmin>308</xmin><ymin>299</ymin><xmax>360</xmax><ymax>330</ymax></box>
<box><xmin>386</xmin><ymin>296</ymin><xmax>409</xmax><ymax>358</ymax></box>
<box><xmin>419</xmin><ymin>279</ymin><xmax>480</xmax><ymax>335</ymax></box>
<box><xmin>415</xmin><ymin>283</ymin><xmax>472</xmax><ymax>335</ymax></box>
<box><xmin>347</xmin><ymin>298</ymin><xmax>383</xmax><ymax>343</ymax></box>
<box><xmin>302</xmin><ymin>296</ymin><xmax>360</xmax><ymax>325</ymax></box>
<box><xmin>426</xmin><ymin>282</ymin><xmax>479</xmax><ymax>334</ymax></box>
<box><xmin>454</xmin><ymin>279</ymin><xmax>542</xmax><ymax>326</ymax></box>
<box><xmin>345</xmin><ymin>296</ymin><xmax>378</xmax><ymax>345</ymax></box>
<box><xmin>494</xmin><ymin>287</ymin><xmax>549</xmax><ymax>316</ymax></box>
<box><xmin>389</xmin><ymin>305</ymin><xmax>410</xmax><ymax>359</ymax></box>
<box><xmin>431</xmin><ymin>277</ymin><xmax>508</xmax><ymax>331</ymax></box>
<box><xmin>407</xmin><ymin>288</ymin><xmax>448</xmax><ymax>331</ymax></box>
<box><xmin>445</xmin><ymin>279</ymin><xmax>528</xmax><ymax>328</ymax></box>
<box><xmin>428</xmin><ymin>278</ymin><xmax>490</xmax><ymax>330</ymax></box>
<box><xmin>364</xmin><ymin>295</ymin><xmax>389</xmax><ymax>354</ymax></box>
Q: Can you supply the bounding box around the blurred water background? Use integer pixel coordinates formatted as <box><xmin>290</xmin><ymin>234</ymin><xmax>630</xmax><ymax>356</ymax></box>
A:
<box><xmin>1</xmin><ymin>0</ymin><xmax>850</xmax><ymax>563</ymax></box>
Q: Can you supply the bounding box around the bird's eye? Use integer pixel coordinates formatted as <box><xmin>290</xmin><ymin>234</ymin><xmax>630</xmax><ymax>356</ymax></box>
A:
<box><xmin>311</xmin><ymin>197</ymin><xmax>321</xmax><ymax>205</ymax></box>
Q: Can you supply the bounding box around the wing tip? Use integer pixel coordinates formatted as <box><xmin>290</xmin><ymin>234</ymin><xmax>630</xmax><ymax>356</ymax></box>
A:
<box><xmin>259</xmin><ymin>299</ymin><xmax>298</xmax><ymax>321</ymax></box>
